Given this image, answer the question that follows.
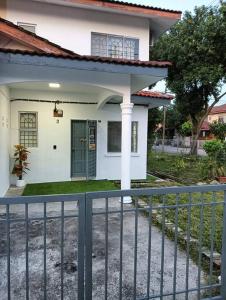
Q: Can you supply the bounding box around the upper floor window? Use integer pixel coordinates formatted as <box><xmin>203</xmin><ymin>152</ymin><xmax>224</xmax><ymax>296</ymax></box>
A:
<box><xmin>17</xmin><ymin>22</ymin><xmax>36</xmax><ymax>33</ymax></box>
<box><xmin>219</xmin><ymin>117</ymin><xmax>224</xmax><ymax>123</ymax></box>
<box><xmin>19</xmin><ymin>112</ymin><xmax>38</xmax><ymax>148</ymax></box>
<box><xmin>91</xmin><ymin>33</ymin><xmax>139</xmax><ymax>60</ymax></box>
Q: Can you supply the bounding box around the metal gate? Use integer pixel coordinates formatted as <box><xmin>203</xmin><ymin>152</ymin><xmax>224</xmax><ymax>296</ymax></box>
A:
<box><xmin>0</xmin><ymin>185</ymin><xmax>226</xmax><ymax>299</ymax></box>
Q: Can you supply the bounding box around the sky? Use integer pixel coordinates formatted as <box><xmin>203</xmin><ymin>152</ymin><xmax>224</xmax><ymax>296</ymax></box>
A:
<box><xmin>120</xmin><ymin>0</ymin><xmax>219</xmax><ymax>13</ymax></box>
<box><xmin>121</xmin><ymin>0</ymin><xmax>226</xmax><ymax>104</ymax></box>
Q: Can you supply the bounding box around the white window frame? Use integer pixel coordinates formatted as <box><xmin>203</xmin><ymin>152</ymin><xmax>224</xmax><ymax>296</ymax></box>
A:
<box><xmin>107</xmin><ymin>121</ymin><xmax>138</xmax><ymax>153</ymax></box>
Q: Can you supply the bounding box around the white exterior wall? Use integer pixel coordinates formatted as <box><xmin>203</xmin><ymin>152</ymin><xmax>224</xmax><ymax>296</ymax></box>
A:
<box><xmin>6</xmin><ymin>0</ymin><xmax>150</xmax><ymax>60</ymax></box>
<box><xmin>0</xmin><ymin>86</ymin><xmax>10</xmax><ymax>196</ymax></box>
<box><xmin>10</xmin><ymin>89</ymin><xmax>148</xmax><ymax>183</ymax></box>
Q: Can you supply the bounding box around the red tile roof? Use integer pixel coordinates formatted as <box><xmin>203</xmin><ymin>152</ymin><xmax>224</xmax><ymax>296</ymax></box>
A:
<box><xmin>101</xmin><ymin>0</ymin><xmax>182</xmax><ymax>14</ymax></box>
<box><xmin>134</xmin><ymin>91</ymin><xmax>174</xmax><ymax>100</ymax></box>
<box><xmin>0</xmin><ymin>47</ymin><xmax>171</xmax><ymax>68</ymax></box>
<box><xmin>63</xmin><ymin>0</ymin><xmax>181</xmax><ymax>18</ymax></box>
<box><xmin>0</xmin><ymin>17</ymin><xmax>77</xmax><ymax>56</ymax></box>
<box><xmin>210</xmin><ymin>104</ymin><xmax>226</xmax><ymax>115</ymax></box>
<box><xmin>0</xmin><ymin>17</ymin><xmax>172</xmax><ymax>69</ymax></box>
<box><xmin>201</xmin><ymin>120</ymin><xmax>210</xmax><ymax>131</ymax></box>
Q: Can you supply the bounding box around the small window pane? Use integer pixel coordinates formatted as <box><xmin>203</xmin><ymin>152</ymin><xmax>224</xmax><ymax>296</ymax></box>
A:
<box><xmin>108</xmin><ymin>122</ymin><xmax>121</xmax><ymax>152</ymax></box>
<box><xmin>91</xmin><ymin>33</ymin><xmax>108</xmax><ymax>57</ymax></box>
<box><xmin>17</xmin><ymin>22</ymin><xmax>36</xmax><ymax>33</ymax></box>
<box><xmin>124</xmin><ymin>38</ymin><xmax>139</xmax><ymax>60</ymax></box>
<box><xmin>19</xmin><ymin>112</ymin><xmax>38</xmax><ymax>147</ymax></box>
<box><xmin>131</xmin><ymin>121</ymin><xmax>138</xmax><ymax>153</ymax></box>
<box><xmin>108</xmin><ymin>35</ymin><xmax>123</xmax><ymax>58</ymax></box>
<box><xmin>20</xmin><ymin>113</ymin><xmax>36</xmax><ymax>129</ymax></box>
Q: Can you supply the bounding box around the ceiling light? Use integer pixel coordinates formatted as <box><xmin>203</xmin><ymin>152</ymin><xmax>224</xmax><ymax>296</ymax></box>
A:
<box><xmin>49</xmin><ymin>83</ymin><xmax>61</xmax><ymax>88</ymax></box>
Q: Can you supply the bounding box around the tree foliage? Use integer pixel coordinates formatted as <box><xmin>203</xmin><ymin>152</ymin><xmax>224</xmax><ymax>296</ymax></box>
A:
<box><xmin>152</xmin><ymin>5</ymin><xmax>226</xmax><ymax>154</ymax></box>
<box><xmin>180</xmin><ymin>121</ymin><xmax>192</xmax><ymax>137</ymax></box>
<box><xmin>148</xmin><ymin>108</ymin><xmax>162</xmax><ymax>139</ymax></box>
<box><xmin>209</xmin><ymin>121</ymin><xmax>226</xmax><ymax>141</ymax></box>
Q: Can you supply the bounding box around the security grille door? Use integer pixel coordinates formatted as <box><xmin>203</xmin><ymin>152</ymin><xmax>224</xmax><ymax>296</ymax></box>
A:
<box><xmin>71</xmin><ymin>120</ymin><xmax>97</xmax><ymax>178</ymax></box>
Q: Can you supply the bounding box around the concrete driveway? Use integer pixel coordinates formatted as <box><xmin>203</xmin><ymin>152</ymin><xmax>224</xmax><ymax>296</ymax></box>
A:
<box><xmin>0</xmin><ymin>198</ymin><xmax>203</xmax><ymax>299</ymax></box>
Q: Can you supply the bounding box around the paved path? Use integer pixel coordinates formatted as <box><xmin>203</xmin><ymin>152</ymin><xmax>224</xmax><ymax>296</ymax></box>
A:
<box><xmin>0</xmin><ymin>197</ymin><xmax>204</xmax><ymax>299</ymax></box>
<box><xmin>153</xmin><ymin>145</ymin><xmax>206</xmax><ymax>156</ymax></box>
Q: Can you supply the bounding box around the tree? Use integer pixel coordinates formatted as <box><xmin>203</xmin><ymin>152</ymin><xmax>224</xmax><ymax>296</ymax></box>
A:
<box><xmin>159</xmin><ymin>104</ymin><xmax>187</xmax><ymax>138</ymax></box>
<box><xmin>152</xmin><ymin>5</ymin><xmax>226</xmax><ymax>155</ymax></box>
<box><xmin>148</xmin><ymin>108</ymin><xmax>162</xmax><ymax>145</ymax></box>
<box><xmin>209</xmin><ymin>121</ymin><xmax>226</xmax><ymax>141</ymax></box>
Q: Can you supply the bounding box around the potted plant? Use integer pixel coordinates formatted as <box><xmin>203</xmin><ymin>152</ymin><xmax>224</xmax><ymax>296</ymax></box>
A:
<box><xmin>12</xmin><ymin>145</ymin><xmax>30</xmax><ymax>187</ymax></box>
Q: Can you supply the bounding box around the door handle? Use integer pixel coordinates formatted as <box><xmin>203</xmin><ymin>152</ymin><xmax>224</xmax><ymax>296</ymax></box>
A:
<box><xmin>80</xmin><ymin>138</ymin><xmax>87</xmax><ymax>143</ymax></box>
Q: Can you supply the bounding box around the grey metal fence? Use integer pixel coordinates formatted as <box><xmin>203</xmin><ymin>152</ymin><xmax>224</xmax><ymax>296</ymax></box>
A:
<box><xmin>152</xmin><ymin>139</ymin><xmax>207</xmax><ymax>156</ymax></box>
<box><xmin>1</xmin><ymin>185</ymin><xmax>226</xmax><ymax>299</ymax></box>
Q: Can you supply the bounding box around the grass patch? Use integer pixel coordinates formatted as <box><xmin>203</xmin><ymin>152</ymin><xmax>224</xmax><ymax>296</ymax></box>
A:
<box><xmin>140</xmin><ymin>190</ymin><xmax>223</xmax><ymax>297</ymax></box>
<box><xmin>142</xmin><ymin>190</ymin><xmax>223</xmax><ymax>253</ymax></box>
<box><xmin>146</xmin><ymin>174</ymin><xmax>158</xmax><ymax>181</ymax></box>
<box><xmin>148</xmin><ymin>151</ymin><xmax>207</xmax><ymax>184</ymax></box>
<box><xmin>23</xmin><ymin>180</ymin><xmax>118</xmax><ymax>196</ymax></box>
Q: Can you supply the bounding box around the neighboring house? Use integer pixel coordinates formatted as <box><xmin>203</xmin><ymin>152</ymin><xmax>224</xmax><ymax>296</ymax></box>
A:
<box><xmin>200</xmin><ymin>104</ymin><xmax>226</xmax><ymax>139</ymax></box>
<box><xmin>200</xmin><ymin>120</ymin><xmax>211</xmax><ymax>139</ymax></box>
<box><xmin>208</xmin><ymin>104</ymin><xmax>226</xmax><ymax>124</ymax></box>
<box><xmin>0</xmin><ymin>0</ymin><xmax>181</xmax><ymax>196</ymax></box>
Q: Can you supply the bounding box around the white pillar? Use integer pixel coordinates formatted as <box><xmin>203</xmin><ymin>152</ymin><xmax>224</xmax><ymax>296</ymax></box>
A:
<box><xmin>120</xmin><ymin>98</ymin><xmax>134</xmax><ymax>203</ymax></box>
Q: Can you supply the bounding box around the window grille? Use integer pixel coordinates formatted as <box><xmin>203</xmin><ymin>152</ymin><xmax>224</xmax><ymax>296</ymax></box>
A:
<box><xmin>91</xmin><ymin>33</ymin><xmax>139</xmax><ymax>60</ymax></box>
<box><xmin>19</xmin><ymin>112</ymin><xmax>38</xmax><ymax>147</ymax></box>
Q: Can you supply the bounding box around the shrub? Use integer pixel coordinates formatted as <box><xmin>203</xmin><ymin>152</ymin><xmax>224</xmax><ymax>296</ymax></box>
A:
<box><xmin>209</xmin><ymin>121</ymin><xmax>226</xmax><ymax>142</ymax></box>
<box><xmin>203</xmin><ymin>140</ymin><xmax>223</xmax><ymax>158</ymax></box>
<box><xmin>203</xmin><ymin>140</ymin><xmax>226</xmax><ymax>178</ymax></box>
<box><xmin>180</xmin><ymin>121</ymin><xmax>192</xmax><ymax>137</ymax></box>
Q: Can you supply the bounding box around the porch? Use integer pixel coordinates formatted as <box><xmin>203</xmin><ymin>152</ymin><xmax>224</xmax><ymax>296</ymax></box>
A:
<box><xmin>0</xmin><ymin>48</ymin><xmax>172</xmax><ymax>198</ymax></box>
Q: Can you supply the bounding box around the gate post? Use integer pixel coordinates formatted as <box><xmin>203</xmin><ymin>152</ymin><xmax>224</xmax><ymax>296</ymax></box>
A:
<box><xmin>78</xmin><ymin>195</ymin><xmax>86</xmax><ymax>300</ymax></box>
<box><xmin>85</xmin><ymin>194</ymin><xmax>93</xmax><ymax>300</ymax></box>
<box><xmin>221</xmin><ymin>189</ymin><xmax>226</xmax><ymax>298</ymax></box>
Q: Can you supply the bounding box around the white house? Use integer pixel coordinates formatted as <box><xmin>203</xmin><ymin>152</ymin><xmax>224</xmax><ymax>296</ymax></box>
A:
<box><xmin>0</xmin><ymin>0</ymin><xmax>180</xmax><ymax>197</ymax></box>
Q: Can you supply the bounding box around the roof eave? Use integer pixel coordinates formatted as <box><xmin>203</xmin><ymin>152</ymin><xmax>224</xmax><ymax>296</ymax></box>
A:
<box><xmin>33</xmin><ymin>0</ymin><xmax>182</xmax><ymax>19</ymax></box>
<box><xmin>0</xmin><ymin>51</ymin><xmax>169</xmax><ymax>78</ymax></box>
<box><xmin>131</xmin><ymin>95</ymin><xmax>172</xmax><ymax>107</ymax></box>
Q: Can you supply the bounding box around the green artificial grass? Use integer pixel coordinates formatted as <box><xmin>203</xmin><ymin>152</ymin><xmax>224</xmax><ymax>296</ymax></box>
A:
<box><xmin>146</xmin><ymin>174</ymin><xmax>158</xmax><ymax>182</ymax></box>
<box><xmin>23</xmin><ymin>180</ymin><xmax>118</xmax><ymax>196</ymax></box>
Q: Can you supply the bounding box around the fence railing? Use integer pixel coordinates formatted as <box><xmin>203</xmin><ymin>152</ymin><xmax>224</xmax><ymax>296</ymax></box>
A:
<box><xmin>152</xmin><ymin>138</ymin><xmax>208</xmax><ymax>154</ymax></box>
<box><xmin>0</xmin><ymin>185</ymin><xmax>226</xmax><ymax>299</ymax></box>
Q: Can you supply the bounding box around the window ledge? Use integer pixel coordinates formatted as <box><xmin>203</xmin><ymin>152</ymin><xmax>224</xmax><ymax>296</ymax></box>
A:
<box><xmin>104</xmin><ymin>153</ymin><xmax>140</xmax><ymax>157</ymax></box>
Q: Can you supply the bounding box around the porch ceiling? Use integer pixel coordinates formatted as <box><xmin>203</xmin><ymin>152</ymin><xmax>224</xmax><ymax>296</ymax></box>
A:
<box><xmin>8</xmin><ymin>81</ymin><xmax>173</xmax><ymax>109</ymax></box>
<box><xmin>9</xmin><ymin>82</ymin><xmax>107</xmax><ymax>96</ymax></box>
<box><xmin>0</xmin><ymin>50</ymin><xmax>169</xmax><ymax>94</ymax></box>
